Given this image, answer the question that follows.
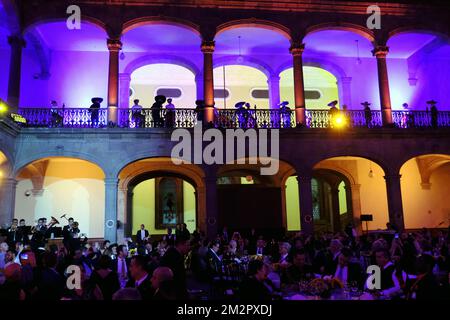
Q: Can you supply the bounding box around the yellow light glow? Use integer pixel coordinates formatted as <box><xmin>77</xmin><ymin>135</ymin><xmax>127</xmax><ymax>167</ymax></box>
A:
<box><xmin>0</xmin><ymin>102</ymin><xmax>8</xmax><ymax>114</ymax></box>
<box><xmin>333</xmin><ymin>114</ymin><xmax>346</xmax><ymax>128</ymax></box>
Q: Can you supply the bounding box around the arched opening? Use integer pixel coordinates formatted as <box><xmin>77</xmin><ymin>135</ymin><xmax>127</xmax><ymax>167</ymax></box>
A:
<box><xmin>400</xmin><ymin>154</ymin><xmax>450</xmax><ymax>229</ymax></box>
<box><xmin>213</xmin><ymin>65</ymin><xmax>269</xmax><ymax>109</ymax></box>
<box><xmin>129</xmin><ymin>64</ymin><xmax>196</xmax><ymax>108</ymax></box>
<box><xmin>303</xmin><ymin>28</ymin><xmax>377</xmax><ymax>109</ymax></box>
<box><xmin>118</xmin><ymin>158</ymin><xmax>204</xmax><ymax>239</ymax></box>
<box><xmin>387</xmin><ymin>31</ymin><xmax>450</xmax><ymax>111</ymax></box>
<box><xmin>313</xmin><ymin>156</ymin><xmax>389</xmax><ymax>232</ymax></box>
<box><xmin>280</xmin><ymin>66</ymin><xmax>339</xmax><ymax>109</ymax></box>
<box><xmin>21</xmin><ymin>20</ymin><xmax>109</xmax><ymax>108</ymax></box>
<box><xmin>14</xmin><ymin>157</ymin><xmax>106</xmax><ymax>238</ymax></box>
<box><xmin>120</xmin><ymin>22</ymin><xmax>202</xmax><ymax>108</ymax></box>
<box><xmin>217</xmin><ymin>159</ymin><xmax>295</xmax><ymax>237</ymax></box>
<box><xmin>215</xmin><ymin>25</ymin><xmax>291</xmax><ymax>108</ymax></box>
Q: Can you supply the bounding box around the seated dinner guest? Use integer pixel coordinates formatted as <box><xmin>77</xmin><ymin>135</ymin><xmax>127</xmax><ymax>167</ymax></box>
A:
<box><xmin>282</xmin><ymin>249</ymin><xmax>314</xmax><ymax>285</ymax></box>
<box><xmin>327</xmin><ymin>248</ymin><xmax>363</xmax><ymax>288</ymax></box>
<box><xmin>240</xmin><ymin>260</ymin><xmax>272</xmax><ymax>300</ymax></box>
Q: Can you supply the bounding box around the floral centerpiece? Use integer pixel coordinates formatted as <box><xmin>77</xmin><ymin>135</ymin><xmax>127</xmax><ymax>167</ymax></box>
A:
<box><xmin>306</xmin><ymin>277</ymin><xmax>344</xmax><ymax>299</ymax></box>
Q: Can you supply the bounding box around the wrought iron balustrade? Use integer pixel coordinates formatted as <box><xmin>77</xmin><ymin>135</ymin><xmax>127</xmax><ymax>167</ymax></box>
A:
<box><xmin>215</xmin><ymin>109</ymin><xmax>295</xmax><ymax>129</ymax></box>
<box><xmin>15</xmin><ymin>107</ymin><xmax>450</xmax><ymax>129</ymax></box>
<box><xmin>392</xmin><ymin>110</ymin><xmax>450</xmax><ymax>128</ymax></box>
<box><xmin>18</xmin><ymin>107</ymin><xmax>108</xmax><ymax>128</ymax></box>
<box><xmin>118</xmin><ymin>108</ymin><xmax>198</xmax><ymax>128</ymax></box>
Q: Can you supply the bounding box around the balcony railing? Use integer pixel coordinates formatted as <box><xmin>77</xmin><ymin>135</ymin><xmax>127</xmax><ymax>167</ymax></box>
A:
<box><xmin>16</xmin><ymin>108</ymin><xmax>450</xmax><ymax>129</ymax></box>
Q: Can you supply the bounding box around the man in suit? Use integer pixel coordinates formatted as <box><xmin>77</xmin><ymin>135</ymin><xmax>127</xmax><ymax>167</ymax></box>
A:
<box><xmin>249</xmin><ymin>237</ymin><xmax>268</xmax><ymax>256</ymax></box>
<box><xmin>114</xmin><ymin>245</ymin><xmax>130</xmax><ymax>289</ymax></box>
<box><xmin>206</xmin><ymin>241</ymin><xmax>222</xmax><ymax>276</ymax></box>
<box><xmin>150</xmin><ymin>267</ymin><xmax>177</xmax><ymax>300</ymax></box>
<box><xmin>282</xmin><ymin>249</ymin><xmax>314</xmax><ymax>284</ymax></box>
<box><xmin>62</xmin><ymin>217</ymin><xmax>74</xmax><ymax>250</ymax></box>
<box><xmin>160</xmin><ymin>238</ymin><xmax>191</xmax><ymax>298</ymax></box>
<box><xmin>329</xmin><ymin>248</ymin><xmax>363</xmax><ymax>288</ymax></box>
<box><xmin>127</xmin><ymin>255</ymin><xmax>153</xmax><ymax>300</ymax></box>
<box><xmin>6</xmin><ymin>219</ymin><xmax>22</xmax><ymax>249</ymax></box>
<box><xmin>324</xmin><ymin>239</ymin><xmax>343</xmax><ymax>275</ymax></box>
<box><xmin>239</xmin><ymin>259</ymin><xmax>272</xmax><ymax>300</ymax></box>
<box><xmin>136</xmin><ymin>224</ymin><xmax>150</xmax><ymax>246</ymax></box>
<box><xmin>35</xmin><ymin>252</ymin><xmax>65</xmax><ymax>300</ymax></box>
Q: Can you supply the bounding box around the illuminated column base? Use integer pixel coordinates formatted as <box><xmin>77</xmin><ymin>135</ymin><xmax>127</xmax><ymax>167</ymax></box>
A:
<box><xmin>384</xmin><ymin>174</ymin><xmax>405</xmax><ymax>231</ymax></box>
<box><xmin>104</xmin><ymin>178</ymin><xmax>118</xmax><ymax>242</ymax></box>
<box><xmin>297</xmin><ymin>175</ymin><xmax>314</xmax><ymax>235</ymax></box>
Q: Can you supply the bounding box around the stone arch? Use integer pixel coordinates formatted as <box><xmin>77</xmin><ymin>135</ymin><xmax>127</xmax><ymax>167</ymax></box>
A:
<box><xmin>305</xmin><ymin>22</ymin><xmax>375</xmax><ymax>44</ymax></box>
<box><xmin>213</xmin><ymin>56</ymin><xmax>274</xmax><ymax>79</ymax></box>
<box><xmin>124</xmin><ymin>54</ymin><xmax>200</xmax><ymax>77</ymax></box>
<box><xmin>122</xmin><ymin>16</ymin><xmax>201</xmax><ymax>36</ymax></box>
<box><xmin>216</xmin><ymin>18</ymin><xmax>292</xmax><ymax>41</ymax></box>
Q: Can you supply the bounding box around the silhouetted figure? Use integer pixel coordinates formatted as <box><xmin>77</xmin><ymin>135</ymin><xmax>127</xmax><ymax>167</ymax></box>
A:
<box><xmin>428</xmin><ymin>100</ymin><xmax>438</xmax><ymax>128</ymax></box>
<box><xmin>362</xmin><ymin>101</ymin><xmax>372</xmax><ymax>127</ymax></box>
<box><xmin>151</xmin><ymin>95</ymin><xmax>166</xmax><ymax>127</ymax></box>
<box><xmin>235</xmin><ymin>101</ymin><xmax>247</xmax><ymax>128</ymax></box>
<box><xmin>195</xmin><ymin>100</ymin><xmax>205</xmax><ymax>123</ymax></box>
<box><xmin>89</xmin><ymin>97</ymin><xmax>103</xmax><ymax>127</ymax></box>
<box><xmin>279</xmin><ymin>101</ymin><xmax>292</xmax><ymax>128</ymax></box>
<box><xmin>50</xmin><ymin>100</ymin><xmax>63</xmax><ymax>127</ymax></box>
<box><xmin>165</xmin><ymin>98</ymin><xmax>176</xmax><ymax>128</ymax></box>
<box><xmin>131</xmin><ymin>99</ymin><xmax>145</xmax><ymax>128</ymax></box>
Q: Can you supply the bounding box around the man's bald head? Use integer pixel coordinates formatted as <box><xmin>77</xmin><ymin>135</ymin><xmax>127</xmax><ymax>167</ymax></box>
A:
<box><xmin>151</xmin><ymin>267</ymin><xmax>173</xmax><ymax>290</ymax></box>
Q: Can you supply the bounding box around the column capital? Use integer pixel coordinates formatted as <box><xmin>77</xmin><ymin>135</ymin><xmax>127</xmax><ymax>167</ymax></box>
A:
<box><xmin>289</xmin><ymin>42</ymin><xmax>305</xmax><ymax>56</ymax></box>
<box><xmin>384</xmin><ymin>174</ymin><xmax>402</xmax><ymax>181</ymax></box>
<box><xmin>268</xmin><ymin>74</ymin><xmax>281</xmax><ymax>82</ymax></box>
<box><xmin>340</xmin><ymin>76</ymin><xmax>352</xmax><ymax>84</ymax></box>
<box><xmin>372</xmin><ymin>45</ymin><xmax>389</xmax><ymax>58</ymax></box>
<box><xmin>296</xmin><ymin>175</ymin><xmax>313</xmax><ymax>183</ymax></box>
<box><xmin>0</xmin><ymin>177</ymin><xmax>18</xmax><ymax>187</ymax></box>
<box><xmin>8</xmin><ymin>35</ymin><xmax>26</xmax><ymax>48</ymax></box>
<box><xmin>107</xmin><ymin>39</ymin><xmax>123</xmax><ymax>52</ymax></box>
<box><xmin>201</xmin><ymin>40</ymin><xmax>215</xmax><ymax>54</ymax></box>
<box><xmin>104</xmin><ymin>177</ymin><xmax>119</xmax><ymax>186</ymax></box>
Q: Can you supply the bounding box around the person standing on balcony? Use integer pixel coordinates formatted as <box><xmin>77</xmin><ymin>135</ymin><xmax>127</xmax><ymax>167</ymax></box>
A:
<box><xmin>89</xmin><ymin>97</ymin><xmax>102</xmax><ymax>127</ymax></box>
<box><xmin>279</xmin><ymin>101</ymin><xmax>292</xmax><ymax>128</ymax></box>
<box><xmin>428</xmin><ymin>101</ymin><xmax>438</xmax><ymax>128</ymax></box>
<box><xmin>131</xmin><ymin>99</ymin><xmax>144</xmax><ymax>128</ymax></box>
<box><xmin>165</xmin><ymin>98</ymin><xmax>176</xmax><ymax>128</ymax></box>
<box><xmin>151</xmin><ymin>95</ymin><xmax>166</xmax><ymax>127</ymax></box>
<box><xmin>327</xmin><ymin>100</ymin><xmax>339</xmax><ymax>128</ymax></box>
<box><xmin>195</xmin><ymin>100</ymin><xmax>205</xmax><ymax>123</ymax></box>
<box><xmin>362</xmin><ymin>102</ymin><xmax>372</xmax><ymax>128</ymax></box>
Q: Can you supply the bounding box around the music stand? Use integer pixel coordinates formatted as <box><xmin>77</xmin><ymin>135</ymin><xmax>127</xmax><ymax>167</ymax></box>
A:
<box><xmin>360</xmin><ymin>214</ymin><xmax>373</xmax><ymax>234</ymax></box>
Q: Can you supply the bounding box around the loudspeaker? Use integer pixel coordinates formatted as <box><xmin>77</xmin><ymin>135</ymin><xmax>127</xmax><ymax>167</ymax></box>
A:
<box><xmin>360</xmin><ymin>214</ymin><xmax>373</xmax><ymax>222</ymax></box>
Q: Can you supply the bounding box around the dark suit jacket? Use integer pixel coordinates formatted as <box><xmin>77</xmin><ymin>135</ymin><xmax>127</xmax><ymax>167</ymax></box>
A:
<box><xmin>126</xmin><ymin>275</ymin><xmax>154</xmax><ymax>300</ymax></box>
<box><xmin>249</xmin><ymin>246</ymin><xmax>268</xmax><ymax>256</ymax></box>
<box><xmin>136</xmin><ymin>229</ymin><xmax>150</xmax><ymax>245</ymax></box>
<box><xmin>239</xmin><ymin>276</ymin><xmax>272</xmax><ymax>300</ymax></box>
<box><xmin>160</xmin><ymin>247</ymin><xmax>187</xmax><ymax>298</ymax></box>
<box><xmin>331</xmin><ymin>262</ymin><xmax>364</xmax><ymax>288</ymax></box>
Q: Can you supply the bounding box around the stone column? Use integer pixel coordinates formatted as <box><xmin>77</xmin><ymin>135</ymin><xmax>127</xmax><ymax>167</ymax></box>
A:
<box><xmin>204</xmin><ymin>169</ymin><xmax>218</xmax><ymax>240</ymax></box>
<box><xmin>290</xmin><ymin>42</ymin><xmax>306</xmax><ymax>126</ymax></box>
<box><xmin>330</xmin><ymin>187</ymin><xmax>341</xmax><ymax>232</ymax></box>
<box><xmin>372</xmin><ymin>46</ymin><xmax>393</xmax><ymax>126</ymax></box>
<box><xmin>268</xmin><ymin>74</ymin><xmax>281</xmax><ymax>109</ymax></box>
<box><xmin>195</xmin><ymin>73</ymin><xmax>204</xmax><ymax>101</ymax></box>
<box><xmin>104</xmin><ymin>177</ymin><xmax>118</xmax><ymax>242</ymax></box>
<box><xmin>107</xmin><ymin>39</ymin><xmax>122</xmax><ymax>125</ymax></box>
<box><xmin>297</xmin><ymin>175</ymin><xmax>314</xmax><ymax>235</ymax></box>
<box><xmin>117</xmin><ymin>186</ymin><xmax>128</xmax><ymax>244</ymax></box>
<box><xmin>0</xmin><ymin>178</ymin><xmax>17</xmax><ymax>228</ymax></box>
<box><xmin>201</xmin><ymin>40</ymin><xmax>215</xmax><ymax>124</ymax></box>
<box><xmin>384</xmin><ymin>174</ymin><xmax>405</xmax><ymax>231</ymax></box>
<box><xmin>7</xmin><ymin>35</ymin><xmax>26</xmax><ymax>112</ymax></box>
<box><xmin>339</xmin><ymin>77</ymin><xmax>352</xmax><ymax>108</ymax></box>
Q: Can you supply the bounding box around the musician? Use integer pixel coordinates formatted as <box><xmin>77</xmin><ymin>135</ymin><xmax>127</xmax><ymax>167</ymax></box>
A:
<box><xmin>6</xmin><ymin>219</ymin><xmax>22</xmax><ymax>248</ymax></box>
<box><xmin>63</xmin><ymin>217</ymin><xmax>74</xmax><ymax>249</ymax></box>
<box><xmin>30</xmin><ymin>218</ymin><xmax>47</xmax><ymax>251</ymax></box>
<box><xmin>67</xmin><ymin>221</ymin><xmax>81</xmax><ymax>253</ymax></box>
<box><xmin>17</xmin><ymin>219</ymin><xmax>30</xmax><ymax>244</ymax></box>
<box><xmin>136</xmin><ymin>224</ymin><xmax>149</xmax><ymax>246</ymax></box>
